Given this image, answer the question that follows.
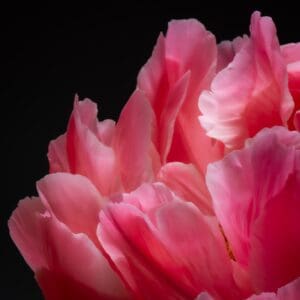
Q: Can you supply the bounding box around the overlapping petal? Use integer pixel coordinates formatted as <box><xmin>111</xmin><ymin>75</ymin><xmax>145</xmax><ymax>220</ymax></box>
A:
<box><xmin>207</xmin><ymin>127</ymin><xmax>300</xmax><ymax>292</ymax></box>
<box><xmin>8</xmin><ymin>197</ymin><xmax>129</xmax><ymax>300</ymax></box>
<box><xmin>98</xmin><ymin>183</ymin><xmax>242</xmax><ymax>300</ymax></box>
<box><xmin>200</xmin><ymin>12</ymin><xmax>294</xmax><ymax>149</ymax></box>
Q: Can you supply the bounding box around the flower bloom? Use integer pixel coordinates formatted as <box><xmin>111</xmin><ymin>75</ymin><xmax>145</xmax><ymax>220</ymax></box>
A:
<box><xmin>9</xmin><ymin>11</ymin><xmax>300</xmax><ymax>300</ymax></box>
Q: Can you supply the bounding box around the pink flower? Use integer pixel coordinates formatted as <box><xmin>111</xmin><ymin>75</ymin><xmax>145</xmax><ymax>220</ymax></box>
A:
<box><xmin>8</xmin><ymin>10</ymin><xmax>300</xmax><ymax>300</ymax></box>
<box><xmin>206</xmin><ymin>126</ymin><xmax>300</xmax><ymax>293</ymax></box>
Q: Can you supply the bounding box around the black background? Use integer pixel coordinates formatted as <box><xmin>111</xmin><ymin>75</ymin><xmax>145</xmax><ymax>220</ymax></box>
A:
<box><xmin>2</xmin><ymin>2</ymin><xmax>299</xmax><ymax>299</ymax></box>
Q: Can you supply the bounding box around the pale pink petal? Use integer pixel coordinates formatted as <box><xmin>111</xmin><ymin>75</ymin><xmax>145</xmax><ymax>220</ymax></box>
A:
<box><xmin>37</xmin><ymin>173</ymin><xmax>105</xmax><ymax>244</ymax></box>
<box><xmin>67</xmin><ymin>97</ymin><xmax>120</xmax><ymax>195</ymax></box>
<box><xmin>48</xmin><ymin>134</ymin><xmax>70</xmax><ymax>173</ymax></box>
<box><xmin>206</xmin><ymin>127</ymin><xmax>300</xmax><ymax>292</ymax></box>
<box><xmin>199</xmin><ymin>12</ymin><xmax>294</xmax><ymax>149</ymax></box>
<box><xmin>9</xmin><ymin>197</ymin><xmax>129</xmax><ymax>299</ymax></box>
<box><xmin>157</xmin><ymin>162</ymin><xmax>213</xmax><ymax>215</ymax></box>
<box><xmin>113</xmin><ymin>89</ymin><xmax>160</xmax><ymax>191</ymax></box>
<box><xmin>98</xmin><ymin>183</ymin><xmax>241</xmax><ymax>299</ymax></box>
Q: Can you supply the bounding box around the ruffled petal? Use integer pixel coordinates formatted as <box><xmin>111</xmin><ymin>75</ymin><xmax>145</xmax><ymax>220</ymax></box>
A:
<box><xmin>199</xmin><ymin>12</ymin><xmax>294</xmax><ymax>149</ymax></box>
<box><xmin>207</xmin><ymin>127</ymin><xmax>300</xmax><ymax>292</ymax></box>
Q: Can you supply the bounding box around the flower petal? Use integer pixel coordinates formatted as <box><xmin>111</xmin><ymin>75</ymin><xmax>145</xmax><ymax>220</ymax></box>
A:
<box><xmin>37</xmin><ymin>173</ymin><xmax>105</xmax><ymax>244</ymax></box>
<box><xmin>66</xmin><ymin>97</ymin><xmax>119</xmax><ymax>195</ymax></box>
<box><xmin>138</xmin><ymin>19</ymin><xmax>224</xmax><ymax>173</ymax></box>
<box><xmin>9</xmin><ymin>197</ymin><xmax>128</xmax><ymax>299</ymax></box>
<box><xmin>48</xmin><ymin>134</ymin><xmax>70</xmax><ymax>173</ymax></box>
<box><xmin>207</xmin><ymin>127</ymin><xmax>300</xmax><ymax>292</ymax></box>
<box><xmin>98</xmin><ymin>183</ymin><xmax>241</xmax><ymax>299</ymax></box>
<box><xmin>113</xmin><ymin>89</ymin><xmax>160</xmax><ymax>191</ymax></box>
<box><xmin>199</xmin><ymin>12</ymin><xmax>294</xmax><ymax>149</ymax></box>
<box><xmin>157</xmin><ymin>162</ymin><xmax>213</xmax><ymax>215</ymax></box>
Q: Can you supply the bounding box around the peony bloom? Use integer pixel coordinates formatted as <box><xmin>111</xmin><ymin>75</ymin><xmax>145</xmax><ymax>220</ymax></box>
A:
<box><xmin>9</xmin><ymin>11</ymin><xmax>300</xmax><ymax>300</ymax></box>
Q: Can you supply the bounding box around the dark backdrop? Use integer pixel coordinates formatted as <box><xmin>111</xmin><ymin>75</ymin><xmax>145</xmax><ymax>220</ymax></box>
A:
<box><xmin>2</xmin><ymin>3</ymin><xmax>299</xmax><ymax>299</ymax></box>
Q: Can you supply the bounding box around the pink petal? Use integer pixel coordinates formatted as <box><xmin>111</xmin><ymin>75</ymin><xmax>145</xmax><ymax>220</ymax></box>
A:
<box><xmin>67</xmin><ymin>97</ymin><xmax>120</xmax><ymax>195</ymax></box>
<box><xmin>48</xmin><ymin>134</ymin><xmax>70</xmax><ymax>173</ymax></box>
<box><xmin>206</xmin><ymin>127</ymin><xmax>300</xmax><ymax>292</ymax></box>
<box><xmin>8</xmin><ymin>197</ymin><xmax>128</xmax><ymax>299</ymax></box>
<box><xmin>8</xmin><ymin>197</ymin><xmax>47</xmax><ymax>271</ymax></box>
<box><xmin>281</xmin><ymin>43</ymin><xmax>300</xmax><ymax>129</ymax></box>
<box><xmin>98</xmin><ymin>183</ymin><xmax>241</xmax><ymax>299</ymax></box>
<box><xmin>199</xmin><ymin>12</ymin><xmax>294</xmax><ymax>149</ymax></box>
<box><xmin>157</xmin><ymin>162</ymin><xmax>213</xmax><ymax>215</ymax></box>
<box><xmin>166</xmin><ymin>20</ymin><xmax>224</xmax><ymax>171</ymax></box>
<box><xmin>138</xmin><ymin>19</ymin><xmax>224</xmax><ymax>173</ymax></box>
<box><xmin>37</xmin><ymin>173</ymin><xmax>105</xmax><ymax>244</ymax></box>
<box><xmin>113</xmin><ymin>89</ymin><xmax>160</xmax><ymax>191</ymax></box>
<box><xmin>216</xmin><ymin>36</ymin><xmax>249</xmax><ymax>72</ymax></box>
<box><xmin>294</xmin><ymin>110</ymin><xmax>300</xmax><ymax>131</ymax></box>
<box><xmin>246</xmin><ymin>277</ymin><xmax>300</xmax><ymax>299</ymax></box>
<box><xmin>96</xmin><ymin>119</ymin><xmax>116</xmax><ymax>146</ymax></box>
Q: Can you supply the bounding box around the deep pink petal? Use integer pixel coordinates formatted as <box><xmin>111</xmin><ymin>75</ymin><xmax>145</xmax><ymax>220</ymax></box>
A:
<box><xmin>207</xmin><ymin>127</ymin><xmax>300</xmax><ymax>292</ymax></box>
<box><xmin>199</xmin><ymin>12</ymin><xmax>294</xmax><ymax>149</ymax></box>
